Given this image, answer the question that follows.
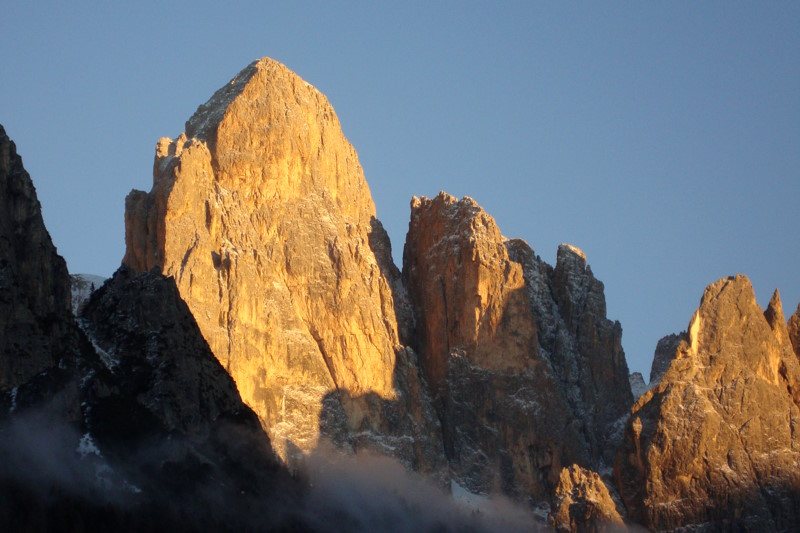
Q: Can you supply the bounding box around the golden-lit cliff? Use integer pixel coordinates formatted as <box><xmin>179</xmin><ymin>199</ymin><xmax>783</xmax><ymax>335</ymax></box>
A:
<box><xmin>616</xmin><ymin>276</ymin><xmax>800</xmax><ymax>530</ymax></box>
<box><xmin>123</xmin><ymin>58</ymin><xmax>445</xmax><ymax>473</ymax></box>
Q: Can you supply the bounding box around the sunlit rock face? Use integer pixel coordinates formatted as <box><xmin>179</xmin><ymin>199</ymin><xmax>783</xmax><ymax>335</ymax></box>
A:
<box><xmin>402</xmin><ymin>192</ymin><xmax>632</xmax><ymax>501</ymax></box>
<box><xmin>765</xmin><ymin>289</ymin><xmax>791</xmax><ymax>349</ymax></box>
<box><xmin>0</xmin><ymin>125</ymin><xmax>78</xmax><ymax>388</ymax></box>
<box><xmin>551</xmin><ymin>465</ymin><xmax>624</xmax><ymax>533</ymax></box>
<box><xmin>122</xmin><ymin>58</ymin><xmax>445</xmax><ymax>475</ymax></box>
<box><xmin>615</xmin><ymin>275</ymin><xmax>800</xmax><ymax>531</ymax></box>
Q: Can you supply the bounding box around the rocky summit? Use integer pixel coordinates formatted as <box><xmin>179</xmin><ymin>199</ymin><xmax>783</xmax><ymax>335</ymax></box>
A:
<box><xmin>123</xmin><ymin>58</ymin><xmax>446</xmax><ymax>475</ymax></box>
<box><xmin>615</xmin><ymin>275</ymin><xmax>800</xmax><ymax>531</ymax></box>
<box><xmin>402</xmin><ymin>193</ymin><xmax>632</xmax><ymax>501</ymax></box>
<box><xmin>551</xmin><ymin>465</ymin><xmax>624</xmax><ymax>532</ymax></box>
<box><xmin>628</xmin><ymin>372</ymin><xmax>647</xmax><ymax>401</ymax></box>
<box><xmin>649</xmin><ymin>332</ymin><xmax>683</xmax><ymax>386</ymax></box>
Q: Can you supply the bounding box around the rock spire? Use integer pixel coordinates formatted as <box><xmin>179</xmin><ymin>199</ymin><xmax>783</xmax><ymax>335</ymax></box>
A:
<box><xmin>615</xmin><ymin>275</ymin><xmax>800</xmax><ymax>530</ymax></box>
<box><xmin>402</xmin><ymin>192</ymin><xmax>633</xmax><ymax>499</ymax></box>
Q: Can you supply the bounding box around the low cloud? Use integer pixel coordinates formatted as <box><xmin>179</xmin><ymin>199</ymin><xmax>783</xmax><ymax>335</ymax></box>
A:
<box><xmin>0</xmin><ymin>409</ymin><xmax>549</xmax><ymax>531</ymax></box>
<box><xmin>297</xmin><ymin>441</ymin><xmax>543</xmax><ymax>532</ymax></box>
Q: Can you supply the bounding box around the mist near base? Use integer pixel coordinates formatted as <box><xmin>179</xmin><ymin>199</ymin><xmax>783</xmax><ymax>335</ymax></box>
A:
<box><xmin>297</xmin><ymin>441</ymin><xmax>542</xmax><ymax>532</ymax></box>
<box><xmin>0</xmin><ymin>402</ymin><xmax>540</xmax><ymax>531</ymax></box>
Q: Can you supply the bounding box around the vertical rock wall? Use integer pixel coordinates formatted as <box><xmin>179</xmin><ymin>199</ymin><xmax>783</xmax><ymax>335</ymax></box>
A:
<box><xmin>123</xmin><ymin>59</ymin><xmax>445</xmax><ymax>475</ymax></box>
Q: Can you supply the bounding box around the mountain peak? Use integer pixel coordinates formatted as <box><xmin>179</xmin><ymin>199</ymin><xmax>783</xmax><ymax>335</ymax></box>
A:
<box><xmin>122</xmin><ymin>60</ymin><xmax>445</xmax><ymax>471</ymax></box>
<box><xmin>616</xmin><ymin>274</ymin><xmax>800</xmax><ymax>530</ymax></box>
<box><xmin>185</xmin><ymin>57</ymin><xmax>312</xmax><ymax>141</ymax></box>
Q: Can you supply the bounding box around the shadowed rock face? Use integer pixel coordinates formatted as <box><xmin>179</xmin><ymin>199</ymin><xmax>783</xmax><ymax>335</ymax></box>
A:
<box><xmin>0</xmin><ymin>263</ymin><xmax>307</xmax><ymax>530</ymax></box>
<box><xmin>75</xmin><ymin>267</ymin><xmax>304</xmax><ymax>529</ymax></box>
<box><xmin>402</xmin><ymin>192</ymin><xmax>632</xmax><ymax>500</ymax></box>
<box><xmin>81</xmin><ymin>267</ymin><xmax>264</xmax><ymax>438</ymax></box>
<box><xmin>649</xmin><ymin>332</ymin><xmax>683</xmax><ymax>386</ymax></box>
<box><xmin>546</xmin><ymin>242</ymin><xmax>632</xmax><ymax>462</ymax></box>
<box><xmin>788</xmin><ymin>301</ymin><xmax>800</xmax><ymax>361</ymax></box>
<box><xmin>0</xmin><ymin>125</ymin><xmax>77</xmax><ymax>388</ymax></box>
<box><xmin>615</xmin><ymin>275</ymin><xmax>800</xmax><ymax>531</ymax></box>
<box><xmin>122</xmin><ymin>58</ymin><xmax>445</xmax><ymax>475</ymax></box>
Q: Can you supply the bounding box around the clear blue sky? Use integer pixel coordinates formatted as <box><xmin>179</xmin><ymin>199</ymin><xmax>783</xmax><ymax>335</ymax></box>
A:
<box><xmin>2</xmin><ymin>2</ymin><xmax>798</xmax><ymax>379</ymax></box>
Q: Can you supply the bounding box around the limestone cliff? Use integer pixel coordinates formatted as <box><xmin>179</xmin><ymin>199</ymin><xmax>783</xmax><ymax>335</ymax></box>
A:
<box><xmin>615</xmin><ymin>275</ymin><xmax>800</xmax><ymax>530</ymax></box>
<box><xmin>0</xmin><ymin>125</ymin><xmax>77</xmax><ymax>388</ymax></box>
<box><xmin>544</xmin><ymin>242</ymin><xmax>633</xmax><ymax>462</ymax></box>
<box><xmin>402</xmin><ymin>193</ymin><xmax>632</xmax><ymax>501</ymax></box>
<box><xmin>123</xmin><ymin>58</ymin><xmax>444</xmax><ymax>474</ymax></box>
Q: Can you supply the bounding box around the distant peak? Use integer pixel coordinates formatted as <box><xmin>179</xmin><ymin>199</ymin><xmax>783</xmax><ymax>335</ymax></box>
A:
<box><xmin>558</xmin><ymin>243</ymin><xmax>586</xmax><ymax>262</ymax></box>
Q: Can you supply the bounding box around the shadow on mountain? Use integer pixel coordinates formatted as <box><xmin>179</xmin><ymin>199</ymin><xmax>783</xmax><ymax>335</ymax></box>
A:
<box><xmin>308</xmin><ymin>270</ymin><xmax>568</xmax><ymax>529</ymax></box>
<box><xmin>0</xmin><ymin>267</ymin><xmax>309</xmax><ymax>531</ymax></box>
<box><xmin>367</xmin><ymin>216</ymin><xmax>415</xmax><ymax>345</ymax></box>
<box><xmin>0</xmin><ymin>402</ymin><xmax>307</xmax><ymax>531</ymax></box>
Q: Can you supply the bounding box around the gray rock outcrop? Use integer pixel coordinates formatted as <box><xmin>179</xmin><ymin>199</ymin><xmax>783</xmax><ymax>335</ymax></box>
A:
<box><xmin>628</xmin><ymin>373</ymin><xmax>646</xmax><ymax>401</ymax></box>
<box><xmin>788</xmin><ymin>300</ymin><xmax>800</xmax><ymax>361</ymax></box>
<box><xmin>648</xmin><ymin>332</ymin><xmax>683</xmax><ymax>386</ymax></box>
